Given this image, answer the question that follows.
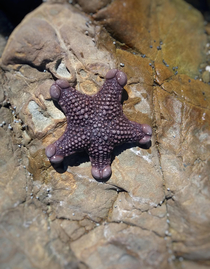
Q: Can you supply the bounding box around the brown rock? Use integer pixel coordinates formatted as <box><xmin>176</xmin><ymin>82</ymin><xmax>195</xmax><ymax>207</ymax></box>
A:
<box><xmin>153</xmin><ymin>75</ymin><xmax>210</xmax><ymax>261</ymax></box>
<box><xmin>76</xmin><ymin>0</ymin><xmax>111</xmax><ymax>13</ymax></box>
<box><xmin>155</xmin><ymin>62</ymin><xmax>173</xmax><ymax>85</ymax></box>
<box><xmin>2</xmin><ymin>17</ymin><xmax>62</xmax><ymax>68</ymax></box>
<box><xmin>94</xmin><ymin>0</ymin><xmax>206</xmax><ymax>77</ymax></box>
<box><xmin>71</xmin><ymin>223</ymin><xmax>169</xmax><ymax>269</ymax></box>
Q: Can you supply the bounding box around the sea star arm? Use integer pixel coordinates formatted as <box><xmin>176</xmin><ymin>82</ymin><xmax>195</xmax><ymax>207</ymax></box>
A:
<box><xmin>110</xmin><ymin>116</ymin><xmax>152</xmax><ymax>146</ymax></box>
<box><xmin>87</xmin><ymin>118</ymin><xmax>152</xmax><ymax>180</ymax></box>
<box><xmin>49</xmin><ymin>79</ymin><xmax>74</xmax><ymax>114</ymax></box>
<box><xmin>45</xmin><ymin>124</ymin><xmax>90</xmax><ymax>163</ymax></box>
<box><xmin>89</xmin><ymin>153</ymin><xmax>112</xmax><ymax>181</ymax></box>
<box><xmin>46</xmin><ymin>80</ymin><xmax>91</xmax><ymax>163</ymax></box>
<box><xmin>96</xmin><ymin>69</ymin><xmax>127</xmax><ymax>105</ymax></box>
<box><xmin>49</xmin><ymin>79</ymin><xmax>89</xmax><ymax>119</ymax></box>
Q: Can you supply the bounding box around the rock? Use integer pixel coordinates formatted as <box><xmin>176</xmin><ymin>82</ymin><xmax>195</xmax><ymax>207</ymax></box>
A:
<box><xmin>0</xmin><ymin>1</ymin><xmax>210</xmax><ymax>269</ymax></box>
<box><xmin>71</xmin><ymin>223</ymin><xmax>168</xmax><ymax>269</ymax></box>
<box><xmin>94</xmin><ymin>0</ymin><xmax>206</xmax><ymax>78</ymax></box>
<box><xmin>75</xmin><ymin>0</ymin><xmax>111</xmax><ymax>13</ymax></box>
<box><xmin>154</xmin><ymin>75</ymin><xmax>210</xmax><ymax>262</ymax></box>
<box><xmin>202</xmin><ymin>70</ymin><xmax>210</xmax><ymax>83</ymax></box>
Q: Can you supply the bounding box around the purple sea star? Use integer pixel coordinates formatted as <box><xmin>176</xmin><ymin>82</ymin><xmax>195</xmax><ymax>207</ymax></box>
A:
<box><xmin>45</xmin><ymin>69</ymin><xmax>152</xmax><ymax>180</ymax></box>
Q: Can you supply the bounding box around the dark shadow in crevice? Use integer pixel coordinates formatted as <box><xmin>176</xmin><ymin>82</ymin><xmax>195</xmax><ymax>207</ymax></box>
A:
<box><xmin>121</xmin><ymin>88</ymin><xmax>129</xmax><ymax>104</ymax></box>
<box><xmin>105</xmin><ymin>185</ymin><xmax>128</xmax><ymax>193</ymax></box>
<box><xmin>0</xmin><ymin>0</ymin><xmax>42</xmax><ymax>28</ymax></box>
<box><xmin>52</xmin><ymin>100</ymin><xmax>63</xmax><ymax>113</ymax></box>
<box><xmin>183</xmin><ymin>0</ymin><xmax>210</xmax><ymax>21</ymax></box>
<box><xmin>184</xmin><ymin>0</ymin><xmax>209</xmax><ymax>13</ymax></box>
<box><xmin>0</xmin><ymin>10</ymin><xmax>14</xmax><ymax>37</ymax></box>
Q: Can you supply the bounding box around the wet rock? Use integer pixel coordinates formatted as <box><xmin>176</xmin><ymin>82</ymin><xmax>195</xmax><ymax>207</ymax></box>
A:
<box><xmin>94</xmin><ymin>0</ymin><xmax>206</xmax><ymax>78</ymax></box>
<box><xmin>0</xmin><ymin>1</ymin><xmax>210</xmax><ymax>269</ymax></box>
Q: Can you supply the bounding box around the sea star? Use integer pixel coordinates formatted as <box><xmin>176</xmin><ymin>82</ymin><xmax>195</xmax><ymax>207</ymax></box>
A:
<box><xmin>45</xmin><ymin>69</ymin><xmax>152</xmax><ymax>180</ymax></box>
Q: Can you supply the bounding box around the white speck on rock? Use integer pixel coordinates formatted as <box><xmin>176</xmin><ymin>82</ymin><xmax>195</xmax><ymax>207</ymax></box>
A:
<box><xmin>13</xmin><ymin>201</ymin><xmax>20</xmax><ymax>207</ymax></box>
<box><xmin>129</xmin><ymin>148</ymin><xmax>152</xmax><ymax>163</ymax></box>
<box><xmin>205</xmin><ymin>66</ymin><xmax>210</xmax><ymax>72</ymax></box>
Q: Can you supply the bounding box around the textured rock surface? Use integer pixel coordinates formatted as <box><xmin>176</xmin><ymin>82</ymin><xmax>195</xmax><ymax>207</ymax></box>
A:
<box><xmin>75</xmin><ymin>0</ymin><xmax>111</xmax><ymax>13</ymax></box>
<box><xmin>94</xmin><ymin>0</ymin><xmax>206</xmax><ymax>77</ymax></box>
<box><xmin>0</xmin><ymin>1</ymin><xmax>210</xmax><ymax>269</ymax></box>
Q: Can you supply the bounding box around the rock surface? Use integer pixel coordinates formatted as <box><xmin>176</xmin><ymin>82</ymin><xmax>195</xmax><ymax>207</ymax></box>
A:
<box><xmin>0</xmin><ymin>1</ymin><xmax>210</xmax><ymax>269</ymax></box>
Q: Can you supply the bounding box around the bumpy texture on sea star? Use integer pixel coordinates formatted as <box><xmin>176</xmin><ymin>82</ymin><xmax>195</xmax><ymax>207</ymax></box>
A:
<box><xmin>45</xmin><ymin>69</ymin><xmax>152</xmax><ymax>180</ymax></box>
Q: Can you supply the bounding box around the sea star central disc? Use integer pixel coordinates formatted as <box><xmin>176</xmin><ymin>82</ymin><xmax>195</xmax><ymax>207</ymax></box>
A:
<box><xmin>45</xmin><ymin>69</ymin><xmax>152</xmax><ymax>180</ymax></box>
